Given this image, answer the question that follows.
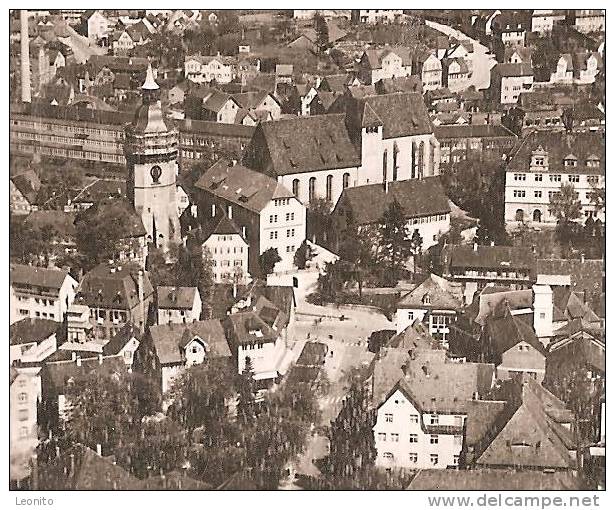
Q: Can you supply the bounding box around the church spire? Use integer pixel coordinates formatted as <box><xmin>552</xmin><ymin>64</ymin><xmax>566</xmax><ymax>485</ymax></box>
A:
<box><xmin>142</xmin><ymin>62</ymin><xmax>159</xmax><ymax>91</ymax></box>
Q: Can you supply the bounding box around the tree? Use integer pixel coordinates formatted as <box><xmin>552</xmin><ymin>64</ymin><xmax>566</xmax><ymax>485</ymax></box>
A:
<box><xmin>306</xmin><ymin>197</ymin><xmax>333</xmax><ymax>245</ymax></box>
<box><xmin>338</xmin><ymin>212</ymin><xmax>374</xmax><ymax>299</ymax></box>
<box><xmin>145</xmin><ymin>32</ymin><xmax>185</xmax><ymax>68</ymax></box>
<box><xmin>235</xmin><ymin>357</ymin><xmax>257</xmax><ymax>424</ymax></box>
<box><xmin>409</xmin><ymin>228</ymin><xmax>423</xmax><ymax>279</ymax></box>
<box><xmin>549</xmin><ymin>183</ymin><xmax>582</xmax><ymax>244</ymax></box>
<box><xmin>293</xmin><ymin>240</ymin><xmax>314</xmax><ymax>270</ymax></box>
<box><xmin>316</xmin><ymin>260</ymin><xmax>345</xmax><ymax>303</ymax></box>
<box><xmin>259</xmin><ymin>247</ymin><xmax>281</xmax><ymax>276</ymax></box>
<box><xmin>117</xmin><ymin>417</ymin><xmax>189</xmax><ymax>479</ymax></box>
<box><xmin>62</xmin><ymin>371</ymin><xmax>159</xmax><ymax>455</ymax></box>
<box><xmin>74</xmin><ymin>206</ymin><xmax>134</xmax><ymax>270</ymax></box>
<box><xmin>324</xmin><ymin>382</ymin><xmax>377</xmax><ymax>480</ymax></box>
<box><xmin>378</xmin><ymin>200</ymin><xmax>412</xmax><ymax>284</ymax></box>
<box><xmin>10</xmin><ymin>215</ymin><xmax>58</xmax><ymax>265</ymax></box>
<box><xmin>166</xmin><ymin>359</ymin><xmax>236</xmax><ymax>440</ymax></box>
<box><xmin>313</xmin><ymin>12</ymin><xmax>329</xmax><ymax>53</ymax></box>
<box><xmin>588</xmin><ymin>185</ymin><xmax>605</xmax><ymax>215</ymax></box>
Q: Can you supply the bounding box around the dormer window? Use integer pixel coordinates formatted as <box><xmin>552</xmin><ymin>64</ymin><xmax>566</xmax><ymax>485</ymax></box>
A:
<box><xmin>422</xmin><ymin>293</ymin><xmax>431</xmax><ymax>305</ymax></box>
<box><xmin>586</xmin><ymin>155</ymin><xmax>600</xmax><ymax>168</ymax></box>
<box><xmin>563</xmin><ymin>154</ymin><xmax>577</xmax><ymax>167</ymax></box>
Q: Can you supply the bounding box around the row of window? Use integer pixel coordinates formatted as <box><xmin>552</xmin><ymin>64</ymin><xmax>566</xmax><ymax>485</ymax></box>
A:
<box><xmin>212</xmin><ymin>246</ymin><xmax>244</xmax><ymax>255</ymax></box>
<box><xmin>513</xmin><ymin>189</ymin><xmax>592</xmax><ymax>201</ymax></box>
<box><xmin>383</xmin><ymin>413</ymin><xmax>463</xmax><ymax>426</ymax></box>
<box><xmin>514</xmin><ymin>173</ymin><xmax>597</xmax><ymax>183</ymax></box>
<box><xmin>213</xmin><ymin>260</ymin><xmax>243</xmax><ymax>267</ymax></box>
<box><xmin>20</xmin><ymin>309</ymin><xmax>56</xmax><ymax>319</ymax></box>
<box><xmin>381</xmin><ymin>451</ymin><xmax>458</xmax><ymax>466</ymax></box>
<box><xmin>90</xmin><ymin>309</ymin><xmax>127</xmax><ymax>322</ymax></box>
<box><xmin>378</xmin><ymin>432</ymin><xmax>463</xmax><ymax>445</ymax></box>
<box><xmin>269</xmin><ymin>212</ymin><xmax>296</xmax><ymax>223</ymax></box>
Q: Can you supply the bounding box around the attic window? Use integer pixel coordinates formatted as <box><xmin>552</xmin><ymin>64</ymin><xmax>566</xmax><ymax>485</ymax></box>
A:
<box><xmin>586</xmin><ymin>155</ymin><xmax>600</xmax><ymax>168</ymax></box>
<box><xmin>319</xmin><ymin>153</ymin><xmax>326</xmax><ymax>164</ymax></box>
<box><xmin>289</xmin><ymin>158</ymin><xmax>297</xmax><ymax>168</ymax></box>
<box><xmin>564</xmin><ymin>155</ymin><xmax>578</xmax><ymax>167</ymax></box>
<box><xmin>336</xmin><ymin>154</ymin><xmax>343</xmax><ymax>162</ymax></box>
<box><xmin>283</xmin><ymin>140</ymin><xmax>290</xmax><ymax>149</ymax></box>
<box><xmin>422</xmin><ymin>293</ymin><xmax>431</xmax><ymax>305</ymax></box>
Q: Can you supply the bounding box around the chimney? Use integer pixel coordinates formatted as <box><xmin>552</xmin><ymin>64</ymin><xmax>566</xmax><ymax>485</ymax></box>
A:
<box><xmin>473</xmin><ymin>242</ymin><xmax>478</xmax><ymax>252</ymax></box>
<box><xmin>96</xmin><ymin>443</ymin><xmax>102</xmax><ymax>456</ymax></box>
<box><xmin>138</xmin><ymin>270</ymin><xmax>145</xmax><ymax>333</ymax></box>
<box><xmin>581</xmin><ymin>253</ymin><xmax>585</xmax><ymax>263</ymax></box>
<box><xmin>532</xmin><ymin>284</ymin><xmax>553</xmax><ymax>340</ymax></box>
<box><xmin>76</xmin><ymin>356</ymin><xmax>81</xmax><ymax>367</ymax></box>
<box><xmin>20</xmin><ymin>10</ymin><xmax>31</xmax><ymax>103</ymax></box>
<box><xmin>490</xmin><ymin>240</ymin><xmax>495</xmax><ymax>247</ymax></box>
<box><xmin>71</xmin><ymin>351</ymin><xmax>76</xmax><ymax>361</ymax></box>
<box><xmin>98</xmin><ymin>353</ymin><xmax>103</xmax><ymax>365</ymax></box>
<box><xmin>69</xmin><ymin>453</ymin><xmax>75</xmax><ymax>477</ymax></box>
<box><xmin>227</xmin><ymin>205</ymin><xmax>233</xmax><ymax>220</ymax></box>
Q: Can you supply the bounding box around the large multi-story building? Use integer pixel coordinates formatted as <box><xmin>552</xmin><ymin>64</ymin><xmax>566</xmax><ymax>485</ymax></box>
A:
<box><xmin>351</xmin><ymin>9</ymin><xmax>404</xmax><ymax>24</ymax></box>
<box><xmin>567</xmin><ymin>9</ymin><xmax>605</xmax><ymax>34</ymax></box>
<box><xmin>357</xmin><ymin>47</ymin><xmax>414</xmax><ymax>85</ymax></box>
<box><xmin>504</xmin><ymin>131</ymin><xmax>605</xmax><ymax>226</ymax></box>
<box><xmin>435</xmin><ymin>124</ymin><xmax>517</xmax><ymax>165</ymax></box>
<box><xmin>332</xmin><ymin>177</ymin><xmax>451</xmax><ymax>252</ymax></box>
<box><xmin>195</xmin><ymin>159</ymin><xmax>306</xmax><ymax>276</ymax></box>
<box><xmin>441</xmin><ymin>244</ymin><xmax>537</xmax><ymax>305</ymax></box>
<box><xmin>10</xmin><ymin>367</ymin><xmax>41</xmax><ymax>484</ymax></box>
<box><xmin>73</xmin><ymin>262</ymin><xmax>154</xmax><ymax>341</ymax></box>
<box><xmin>370</xmin><ymin>344</ymin><xmax>494</xmax><ymax>471</ymax></box>
<box><xmin>490</xmin><ymin>63</ymin><xmax>534</xmax><ymax>105</ymax></box>
<box><xmin>184</xmin><ymin>54</ymin><xmax>235</xmax><ymax>84</ymax></box>
<box><xmin>9</xmin><ymin>103</ymin><xmax>254</xmax><ymax>167</ymax></box>
<box><xmin>10</xmin><ymin>264</ymin><xmax>78</xmax><ymax>325</ymax></box>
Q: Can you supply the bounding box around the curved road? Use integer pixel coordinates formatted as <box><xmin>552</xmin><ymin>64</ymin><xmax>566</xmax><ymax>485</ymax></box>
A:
<box><xmin>426</xmin><ymin>20</ymin><xmax>497</xmax><ymax>91</ymax></box>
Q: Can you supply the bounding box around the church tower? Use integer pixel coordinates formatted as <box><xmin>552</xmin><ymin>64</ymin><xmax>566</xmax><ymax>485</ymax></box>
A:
<box><xmin>125</xmin><ymin>63</ymin><xmax>180</xmax><ymax>252</ymax></box>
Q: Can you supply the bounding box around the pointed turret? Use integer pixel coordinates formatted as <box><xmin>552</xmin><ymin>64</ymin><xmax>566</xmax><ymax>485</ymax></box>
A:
<box><xmin>142</xmin><ymin>62</ymin><xmax>159</xmax><ymax>91</ymax></box>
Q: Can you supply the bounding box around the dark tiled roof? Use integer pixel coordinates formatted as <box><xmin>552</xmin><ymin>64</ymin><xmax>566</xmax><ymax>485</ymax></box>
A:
<box><xmin>225</xmin><ymin>310</ymin><xmax>278</xmax><ymax>347</ymax></box>
<box><xmin>407</xmin><ymin>469</ymin><xmax>579</xmax><ymax>490</ymax></box>
<box><xmin>492</xmin><ymin>62</ymin><xmax>533</xmax><ymax>77</ymax></box>
<box><xmin>75</xmin><ymin>263</ymin><xmax>154</xmax><ymax>311</ymax></box>
<box><xmin>434</xmin><ymin>124</ymin><xmax>516</xmax><ymax>140</ymax></box>
<box><xmin>102</xmin><ymin>323</ymin><xmax>140</xmax><ymax>356</ymax></box>
<box><xmin>156</xmin><ymin>286</ymin><xmax>199</xmax><ymax>310</ymax></box>
<box><xmin>231</xmin><ymin>91</ymin><xmax>271</xmax><ymax>110</ymax></box>
<box><xmin>507</xmin><ymin>131</ymin><xmax>605</xmax><ymax>176</ymax></box>
<box><xmin>73</xmin><ymin>446</ymin><xmax>140</xmax><ymax>490</ymax></box>
<box><xmin>486</xmin><ymin>309</ymin><xmax>546</xmax><ymax>356</ymax></box>
<box><xmin>335</xmin><ymin>177</ymin><xmax>450</xmax><ymax>225</ymax></box>
<box><xmin>195</xmin><ymin>159</ymin><xmax>294</xmax><ymax>213</ymax></box>
<box><xmin>250</xmin><ymin>114</ymin><xmax>361</xmax><ymax>176</ymax></box>
<box><xmin>371</xmin><ymin>346</ymin><xmax>494</xmax><ymax>413</ymax></box>
<box><xmin>446</xmin><ymin>244</ymin><xmax>536</xmax><ymax>271</ymax></box>
<box><xmin>475</xmin><ymin>380</ymin><xmax>575</xmax><ymax>470</ymax></box>
<box><xmin>397</xmin><ymin>273</ymin><xmax>462</xmax><ymax>310</ymax></box>
<box><xmin>296</xmin><ymin>341</ymin><xmax>328</xmax><ymax>367</ymax></box>
<box><xmin>138</xmin><ymin>471</ymin><xmax>212</xmax><ymax>490</ymax></box>
<box><xmin>149</xmin><ymin>319</ymin><xmax>230</xmax><ymax>365</ymax></box>
<box><xmin>10</xmin><ymin>318</ymin><xmax>60</xmax><ymax>346</ymax></box>
<box><xmin>359</xmin><ymin>93</ymin><xmax>433</xmax><ymax>138</ymax></box>
<box><xmin>180</xmin><ymin>118</ymin><xmax>255</xmax><ymax>138</ymax></box>
<box><xmin>374</xmin><ymin>76</ymin><xmax>423</xmax><ymax>95</ymax></box>
<box><xmin>45</xmin><ymin>354</ymin><xmax>129</xmax><ymax>394</ymax></box>
<box><xmin>10</xmin><ymin>263</ymin><xmax>70</xmax><ymax>290</ymax></box>
<box><xmin>10</xmin><ymin>169</ymin><xmax>41</xmax><ymax>204</ymax></box>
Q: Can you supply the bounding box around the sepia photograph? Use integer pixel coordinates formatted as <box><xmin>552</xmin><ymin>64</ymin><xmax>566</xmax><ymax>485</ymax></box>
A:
<box><xmin>8</xmin><ymin>5</ymin><xmax>606</xmax><ymax>496</ymax></box>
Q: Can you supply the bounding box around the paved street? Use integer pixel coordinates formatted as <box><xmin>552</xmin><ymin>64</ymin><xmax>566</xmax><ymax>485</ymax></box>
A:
<box><xmin>426</xmin><ymin>20</ymin><xmax>497</xmax><ymax>91</ymax></box>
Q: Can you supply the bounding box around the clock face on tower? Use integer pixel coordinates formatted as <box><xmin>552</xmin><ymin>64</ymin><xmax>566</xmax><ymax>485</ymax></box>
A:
<box><xmin>150</xmin><ymin>165</ymin><xmax>162</xmax><ymax>183</ymax></box>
